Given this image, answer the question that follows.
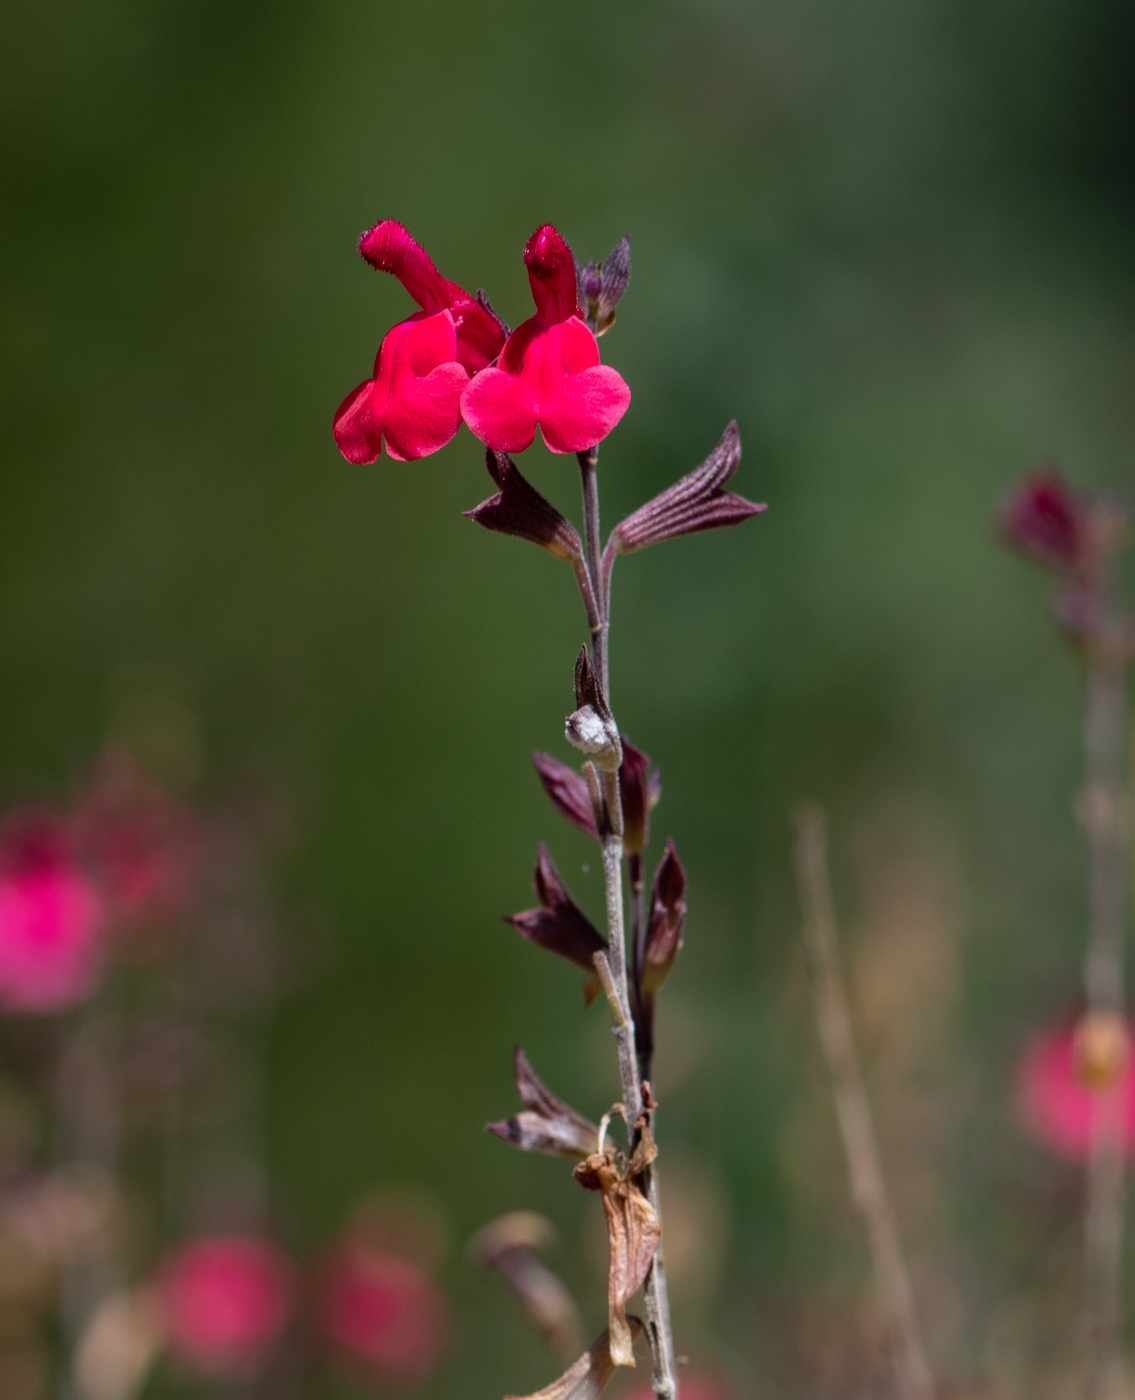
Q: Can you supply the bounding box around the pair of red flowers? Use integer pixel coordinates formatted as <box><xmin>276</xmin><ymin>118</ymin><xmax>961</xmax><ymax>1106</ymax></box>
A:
<box><xmin>333</xmin><ymin>222</ymin><xmax>631</xmax><ymax>463</ymax></box>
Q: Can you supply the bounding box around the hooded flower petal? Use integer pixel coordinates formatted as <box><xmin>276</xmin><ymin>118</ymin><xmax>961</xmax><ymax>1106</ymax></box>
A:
<box><xmin>461</xmin><ymin>225</ymin><xmax>631</xmax><ymax>455</ymax></box>
<box><xmin>357</xmin><ymin>220</ymin><xmax>505</xmax><ymax>373</ymax></box>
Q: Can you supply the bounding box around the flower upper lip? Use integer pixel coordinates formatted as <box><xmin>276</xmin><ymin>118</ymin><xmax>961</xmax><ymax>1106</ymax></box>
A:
<box><xmin>358</xmin><ymin>221</ymin><xmax>505</xmax><ymax>373</ymax></box>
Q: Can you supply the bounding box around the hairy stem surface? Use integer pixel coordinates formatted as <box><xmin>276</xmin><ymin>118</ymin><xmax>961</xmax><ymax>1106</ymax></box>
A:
<box><xmin>577</xmin><ymin>451</ymin><xmax>677</xmax><ymax>1400</ymax></box>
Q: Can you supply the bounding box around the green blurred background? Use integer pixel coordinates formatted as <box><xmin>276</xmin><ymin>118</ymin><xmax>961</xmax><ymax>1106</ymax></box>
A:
<box><xmin>3</xmin><ymin>0</ymin><xmax>1135</xmax><ymax>1394</ymax></box>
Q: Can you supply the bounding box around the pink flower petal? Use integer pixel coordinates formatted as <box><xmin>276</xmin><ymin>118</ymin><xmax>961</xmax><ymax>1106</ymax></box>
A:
<box><xmin>460</xmin><ymin>363</ymin><xmax>541</xmax><ymax>454</ymax></box>
<box><xmin>333</xmin><ymin>381</ymin><xmax>385</xmax><ymax>465</ymax></box>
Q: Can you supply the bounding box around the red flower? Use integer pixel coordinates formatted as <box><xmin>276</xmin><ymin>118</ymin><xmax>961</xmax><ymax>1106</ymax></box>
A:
<box><xmin>333</xmin><ymin>222</ymin><xmax>506</xmax><ymax>464</ymax></box>
<box><xmin>461</xmin><ymin>225</ymin><xmax>631</xmax><ymax>454</ymax></box>
<box><xmin>0</xmin><ymin>813</ymin><xmax>105</xmax><ymax>1013</ymax></box>
<box><xmin>157</xmin><ymin>1235</ymin><xmax>292</xmax><ymax>1376</ymax></box>
<box><xmin>317</xmin><ymin>1244</ymin><xmax>450</xmax><ymax>1388</ymax></box>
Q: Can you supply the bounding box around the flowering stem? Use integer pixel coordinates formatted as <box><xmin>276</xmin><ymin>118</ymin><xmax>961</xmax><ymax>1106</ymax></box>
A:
<box><xmin>1081</xmin><ymin>630</ymin><xmax>1127</xmax><ymax>1400</ymax></box>
<box><xmin>575</xmin><ymin>450</ymin><xmax>677</xmax><ymax>1400</ymax></box>
<box><xmin>577</xmin><ymin>449</ymin><xmax>610</xmax><ymax>700</ymax></box>
<box><xmin>794</xmin><ymin>804</ymin><xmax>935</xmax><ymax>1400</ymax></box>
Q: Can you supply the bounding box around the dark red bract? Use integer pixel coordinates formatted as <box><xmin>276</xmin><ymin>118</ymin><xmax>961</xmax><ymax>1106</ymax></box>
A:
<box><xmin>461</xmin><ymin>225</ymin><xmax>631</xmax><ymax>455</ymax></box>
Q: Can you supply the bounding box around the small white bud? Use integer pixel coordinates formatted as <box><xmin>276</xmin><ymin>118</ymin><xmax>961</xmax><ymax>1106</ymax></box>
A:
<box><xmin>565</xmin><ymin>706</ymin><xmax>622</xmax><ymax>771</ymax></box>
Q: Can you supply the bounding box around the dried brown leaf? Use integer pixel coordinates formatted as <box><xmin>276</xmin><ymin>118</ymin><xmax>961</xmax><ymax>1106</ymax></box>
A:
<box><xmin>505</xmin><ymin>1322</ymin><xmax>642</xmax><ymax>1400</ymax></box>
<box><xmin>573</xmin><ymin>1132</ymin><xmax>660</xmax><ymax>1367</ymax></box>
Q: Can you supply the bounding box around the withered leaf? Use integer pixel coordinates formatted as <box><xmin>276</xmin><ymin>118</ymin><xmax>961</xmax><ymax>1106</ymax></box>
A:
<box><xmin>573</xmin><ymin>1129</ymin><xmax>660</xmax><ymax>1367</ymax></box>
<box><xmin>486</xmin><ymin>1048</ymin><xmax>600</xmax><ymax>1160</ymax></box>
<box><xmin>505</xmin><ymin>1322</ymin><xmax>642</xmax><ymax>1400</ymax></box>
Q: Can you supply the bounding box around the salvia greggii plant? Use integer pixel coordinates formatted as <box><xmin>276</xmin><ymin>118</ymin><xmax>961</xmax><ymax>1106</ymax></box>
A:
<box><xmin>333</xmin><ymin>219</ymin><xmax>767</xmax><ymax>1400</ymax></box>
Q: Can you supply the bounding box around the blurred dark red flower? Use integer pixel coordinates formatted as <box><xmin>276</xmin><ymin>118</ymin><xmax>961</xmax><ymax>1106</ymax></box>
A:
<box><xmin>999</xmin><ymin>471</ymin><xmax>1088</xmax><ymax>574</ymax></box>
<box><xmin>334</xmin><ymin>221</ymin><xmax>506</xmax><ymax>464</ymax></box>
<box><xmin>70</xmin><ymin>753</ymin><xmax>201</xmax><ymax>934</ymax></box>
<box><xmin>1017</xmin><ymin>1022</ymin><xmax>1135</xmax><ymax>1160</ymax></box>
<box><xmin>317</xmin><ymin>1244</ymin><xmax>450</xmax><ymax>1388</ymax></box>
<box><xmin>461</xmin><ymin>224</ymin><xmax>631</xmax><ymax>454</ymax></box>
<box><xmin>157</xmin><ymin>1235</ymin><xmax>292</xmax><ymax>1376</ymax></box>
<box><xmin>0</xmin><ymin>812</ymin><xmax>105</xmax><ymax>1012</ymax></box>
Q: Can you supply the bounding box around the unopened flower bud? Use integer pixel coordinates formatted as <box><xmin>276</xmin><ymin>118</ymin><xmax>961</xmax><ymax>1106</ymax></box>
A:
<box><xmin>1075</xmin><ymin>1011</ymin><xmax>1131</xmax><ymax>1092</ymax></box>
<box><xmin>565</xmin><ymin>706</ymin><xmax>622</xmax><ymax>772</ymax></box>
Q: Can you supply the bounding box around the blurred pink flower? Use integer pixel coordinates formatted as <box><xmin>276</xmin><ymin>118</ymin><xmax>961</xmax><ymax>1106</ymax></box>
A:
<box><xmin>158</xmin><ymin>1235</ymin><xmax>292</xmax><ymax>1375</ymax></box>
<box><xmin>317</xmin><ymin>1244</ymin><xmax>450</xmax><ymax>1388</ymax></box>
<box><xmin>0</xmin><ymin>813</ymin><xmax>105</xmax><ymax>1012</ymax></box>
<box><xmin>1017</xmin><ymin>1022</ymin><xmax>1135</xmax><ymax>1160</ymax></box>
<box><xmin>71</xmin><ymin>753</ymin><xmax>201</xmax><ymax>934</ymax></box>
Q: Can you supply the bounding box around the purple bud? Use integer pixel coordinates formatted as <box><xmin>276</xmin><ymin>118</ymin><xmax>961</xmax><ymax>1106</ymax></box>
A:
<box><xmin>619</xmin><ymin>740</ymin><xmax>660</xmax><ymax>857</ymax></box>
<box><xmin>506</xmin><ymin>844</ymin><xmax>608</xmax><ymax>983</ymax></box>
<box><xmin>576</xmin><ymin>259</ymin><xmax>603</xmax><ymax>307</ymax></box>
<box><xmin>641</xmin><ymin>839</ymin><xmax>686</xmax><ymax>994</ymax></box>
<box><xmin>595</xmin><ymin>237</ymin><xmax>631</xmax><ymax>333</ymax></box>
<box><xmin>999</xmin><ymin>470</ymin><xmax>1087</xmax><ymax>574</ymax></box>
<box><xmin>465</xmin><ymin>450</ymin><xmax>583</xmax><ymax>562</ymax></box>
<box><xmin>532</xmin><ymin>753</ymin><xmax>600</xmax><ymax>841</ymax></box>
<box><xmin>613</xmin><ymin>422</ymin><xmax>766</xmax><ymax>555</ymax></box>
<box><xmin>485</xmin><ymin>1047</ymin><xmax>600</xmax><ymax>1160</ymax></box>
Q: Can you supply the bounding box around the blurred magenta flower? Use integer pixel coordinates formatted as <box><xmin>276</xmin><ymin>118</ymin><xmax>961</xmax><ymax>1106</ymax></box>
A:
<box><xmin>461</xmin><ymin>224</ymin><xmax>631</xmax><ymax>454</ymax></box>
<box><xmin>1017</xmin><ymin>1022</ymin><xmax>1135</xmax><ymax>1160</ymax></box>
<box><xmin>317</xmin><ymin>1243</ymin><xmax>450</xmax><ymax>1388</ymax></box>
<box><xmin>71</xmin><ymin>753</ymin><xmax>201</xmax><ymax>935</ymax></box>
<box><xmin>334</xmin><ymin>221</ymin><xmax>506</xmax><ymax>464</ymax></box>
<box><xmin>0</xmin><ymin>813</ymin><xmax>105</xmax><ymax>1012</ymax></box>
<box><xmin>157</xmin><ymin>1235</ymin><xmax>292</xmax><ymax>1376</ymax></box>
